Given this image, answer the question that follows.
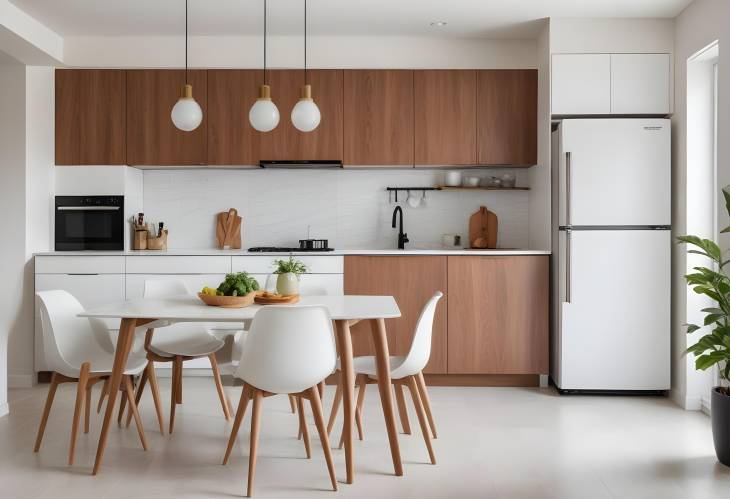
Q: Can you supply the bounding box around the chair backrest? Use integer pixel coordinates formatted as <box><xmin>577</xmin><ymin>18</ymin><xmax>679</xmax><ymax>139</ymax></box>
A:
<box><xmin>144</xmin><ymin>279</ymin><xmax>190</xmax><ymax>298</ymax></box>
<box><xmin>398</xmin><ymin>292</ymin><xmax>443</xmax><ymax>376</ymax></box>
<box><xmin>36</xmin><ymin>290</ymin><xmax>110</xmax><ymax>377</ymax></box>
<box><xmin>235</xmin><ymin>306</ymin><xmax>336</xmax><ymax>394</ymax></box>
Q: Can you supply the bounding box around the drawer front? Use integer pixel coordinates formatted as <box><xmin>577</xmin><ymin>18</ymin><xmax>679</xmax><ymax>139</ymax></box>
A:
<box><xmin>125</xmin><ymin>256</ymin><xmax>231</xmax><ymax>274</ymax></box>
<box><xmin>232</xmin><ymin>255</ymin><xmax>344</xmax><ymax>274</ymax></box>
<box><xmin>35</xmin><ymin>273</ymin><xmax>126</xmax><ymax>371</ymax></box>
<box><xmin>35</xmin><ymin>255</ymin><xmax>125</xmax><ymax>274</ymax></box>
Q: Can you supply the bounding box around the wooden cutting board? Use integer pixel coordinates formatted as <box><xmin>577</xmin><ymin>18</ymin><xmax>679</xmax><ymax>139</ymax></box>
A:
<box><xmin>216</xmin><ymin>208</ymin><xmax>242</xmax><ymax>249</ymax></box>
<box><xmin>469</xmin><ymin>206</ymin><xmax>498</xmax><ymax>249</ymax></box>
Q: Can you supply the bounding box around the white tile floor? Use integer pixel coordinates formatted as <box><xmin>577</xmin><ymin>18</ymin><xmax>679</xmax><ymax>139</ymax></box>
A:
<box><xmin>1</xmin><ymin>378</ymin><xmax>728</xmax><ymax>499</ymax></box>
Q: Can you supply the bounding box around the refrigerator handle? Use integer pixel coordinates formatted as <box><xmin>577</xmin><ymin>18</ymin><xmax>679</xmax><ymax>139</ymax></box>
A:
<box><xmin>566</xmin><ymin>228</ymin><xmax>572</xmax><ymax>304</ymax></box>
<box><xmin>565</xmin><ymin>152</ymin><xmax>572</xmax><ymax>226</ymax></box>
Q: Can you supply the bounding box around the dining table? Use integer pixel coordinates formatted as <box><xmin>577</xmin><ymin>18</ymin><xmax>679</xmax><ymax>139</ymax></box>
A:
<box><xmin>79</xmin><ymin>294</ymin><xmax>403</xmax><ymax>484</ymax></box>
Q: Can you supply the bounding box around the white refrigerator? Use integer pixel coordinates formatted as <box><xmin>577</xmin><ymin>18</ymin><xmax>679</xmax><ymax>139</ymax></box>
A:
<box><xmin>551</xmin><ymin>119</ymin><xmax>671</xmax><ymax>392</ymax></box>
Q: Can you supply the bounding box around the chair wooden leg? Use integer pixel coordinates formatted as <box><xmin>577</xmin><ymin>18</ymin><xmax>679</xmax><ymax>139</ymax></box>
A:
<box><xmin>34</xmin><ymin>373</ymin><xmax>61</xmax><ymax>452</ymax></box>
<box><xmin>247</xmin><ymin>389</ymin><xmax>264</xmax><ymax>497</ymax></box>
<box><xmin>117</xmin><ymin>389</ymin><xmax>128</xmax><ymax>426</ymax></box>
<box><xmin>355</xmin><ymin>375</ymin><xmax>366</xmax><ymax>441</ymax></box>
<box><xmin>209</xmin><ymin>353</ymin><xmax>231</xmax><ymax>421</ymax></box>
<box><xmin>307</xmin><ymin>386</ymin><xmax>338</xmax><ymax>492</ymax></box>
<box><xmin>84</xmin><ymin>384</ymin><xmax>92</xmax><ymax>434</ymax></box>
<box><xmin>96</xmin><ymin>378</ymin><xmax>108</xmax><ymax>414</ymax></box>
<box><xmin>416</xmin><ymin>371</ymin><xmax>437</xmax><ymax>439</ymax></box>
<box><xmin>318</xmin><ymin>381</ymin><xmax>325</xmax><ymax>400</ymax></box>
<box><xmin>223</xmin><ymin>385</ymin><xmax>251</xmax><ymax>465</ymax></box>
<box><xmin>406</xmin><ymin>376</ymin><xmax>436</xmax><ymax>465</ymax></box>
<box><xmin>69</xmin><ymin>362</ymin><xmax>90</xmax><ymax>465</ymax></box>
<box><xmin>125</xmin><ymin>367</ymin><xmax>148</xmax><ymax>428</ymax></box>
<box><xmin>124</xmin><ymin>376</ymin><xmax>148</xmax><ymax>451</ymax></box>
<box><xmin>297</xmin><ymin>396</ymin><xmax>311</xmax><ymax>459</ymax></box>
<box><xmin>175</xmin><ymin>356</ymin><xmax>183</xmax><ymax>404</ymax></box>
<box><xmin>145</xmin><ymin>361</ymin><xmax>165</xmax><ymax>435</ymax></box>
<box><xmin>394</xmin><ymin>382</ymin><xmax>411</xmax><ymax>435</ymax></box>
<box><xmin>326</xmin><ymin>378</ymin><xmax>342</xmax><ymax>436</ymax></box>
<box><xmin>288</xmin><ymin>394</ymin><xmax>297</xmax><ymax>414</ymax></box>
<box><xmin>169</xmin><ymin>356</ymin><xmax>182</xmax><ymax>434</ymax></box>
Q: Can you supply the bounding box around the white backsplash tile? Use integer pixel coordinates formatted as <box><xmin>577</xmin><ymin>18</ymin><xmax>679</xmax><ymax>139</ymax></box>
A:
<box><xmin>142</xmin><ymin>169</ymin><xmax>530</xmax><ymax>250</ymax></box>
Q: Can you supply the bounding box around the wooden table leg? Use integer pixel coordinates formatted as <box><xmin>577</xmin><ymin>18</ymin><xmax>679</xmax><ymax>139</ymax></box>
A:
<box><xmin>370</xmin><ymin>318</ymin><xmax>403</xmax><ymax>477</ymax></box>
<box><xmin>335</xmin><ymin>319</ymin><xmax>356</xmax><ymax>484</ymax></box>
<box><xmin>92</xmin><ymin>318</ymin><xmax>137</xmax><ymax>475</ymax></box>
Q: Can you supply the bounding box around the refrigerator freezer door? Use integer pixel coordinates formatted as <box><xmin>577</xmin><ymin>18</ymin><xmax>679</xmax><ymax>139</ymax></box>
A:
<box><xmin>557</xmin><ymin>229</ymin><xmax>670</xmax><ymax>391</ymax></box>
<box><xmin>559</xmin><ymin>119</ymin><xmax>671</xmax><ymax>227</ymax></box>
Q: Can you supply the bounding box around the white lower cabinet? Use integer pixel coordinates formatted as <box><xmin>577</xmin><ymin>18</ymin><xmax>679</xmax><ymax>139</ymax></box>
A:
<box><xmin>35</xmin><ymin>273</ymin><xmax>125</xmax><ymax>372</ymax></box>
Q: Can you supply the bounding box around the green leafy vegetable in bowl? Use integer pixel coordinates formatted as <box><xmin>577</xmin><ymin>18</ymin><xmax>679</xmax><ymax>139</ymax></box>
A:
<box><xmin>216</xmin><ymin>272</ymin><xmax>260</xmax><ymax>297</ymax></box>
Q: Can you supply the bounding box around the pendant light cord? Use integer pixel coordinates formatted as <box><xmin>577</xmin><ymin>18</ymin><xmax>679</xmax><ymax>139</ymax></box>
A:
<box><xmin>185</xmin><ymin>0</ymin><xmax>188</xmax><ymax>85</ymax></box>
<box><xmin>264</xmin><ymin>0</ymin><xmax>267</xmax><ymax>86</ymax></box>
<box><xmin>304</xmin><ymin>0</ymin><xmax>307</xmax><ymax>85</ymax></box>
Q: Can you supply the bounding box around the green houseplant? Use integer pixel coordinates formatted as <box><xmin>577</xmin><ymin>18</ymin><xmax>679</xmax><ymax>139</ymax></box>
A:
<box><xmin>272</xmin><ymin>256</ymin><xmax>308</xmax><ymax>295</ymax></box>
<box><xmin>679</xmin><ymin>187</ymin><xmax>730</xmax><ymax>466</ymax></box>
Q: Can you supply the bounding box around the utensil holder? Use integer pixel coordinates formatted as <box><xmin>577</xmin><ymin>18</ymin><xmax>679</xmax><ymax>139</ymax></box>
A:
<box><xmin>146</xmin><ymin>230</ymin><xmax>168</xmax><ymax>250</ymax></box>
<box><xmin>133</xmin><ymin>230</ymin><xmax>148</xmax><ymax>250</ymax></box>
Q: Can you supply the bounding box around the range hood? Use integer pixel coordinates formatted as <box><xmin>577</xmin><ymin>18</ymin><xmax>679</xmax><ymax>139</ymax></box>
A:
<box><xmin>259</xmin><ymin>160</ymin><xmax>342</xmax><ymax>169</ymax></box>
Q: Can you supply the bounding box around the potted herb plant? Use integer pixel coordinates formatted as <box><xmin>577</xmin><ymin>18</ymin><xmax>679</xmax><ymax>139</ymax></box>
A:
<box><xmin>272</xmin><ymin>256</ymin><xmax>308</xmax><ymax>296</ymax></box>
<box><xmin>679</xmin><ymin>187</ymin><xmax>730</xmax><ymax>467</ymax></box>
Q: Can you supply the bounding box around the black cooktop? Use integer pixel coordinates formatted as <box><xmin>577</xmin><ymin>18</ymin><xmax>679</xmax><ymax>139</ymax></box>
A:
<box><xmin>248</xmin><ymin>247</ymin><xmax>335</xmax><ymax>252</ymax></box>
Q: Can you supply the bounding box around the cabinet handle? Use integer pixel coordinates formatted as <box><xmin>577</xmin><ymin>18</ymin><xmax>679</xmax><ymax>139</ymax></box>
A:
<box><xmin>565</xmin><ymin>152</ymin><xmax>572</xmax><ymax>226</ymax></box>
<box><xmin>57</xmin><ymin>206</ymin><xmax>121</xmax><ymax>211</ymax></box>
<box><xmin>565</xmin><ymin>228</ymin><xmax>572</xmax><ymax>304</ymax></box>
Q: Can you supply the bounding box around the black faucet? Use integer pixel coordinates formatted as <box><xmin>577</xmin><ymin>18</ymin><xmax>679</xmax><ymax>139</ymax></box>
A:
<box><xmin>391</xmin><ymin>206</ymin><xmax>409</xmax><ymax>249</ymax></box>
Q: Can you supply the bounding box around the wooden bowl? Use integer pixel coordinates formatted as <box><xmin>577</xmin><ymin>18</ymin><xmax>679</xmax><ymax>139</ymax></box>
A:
<box><xmin>254</xmin><ymin>293</ymin><xmax>300</xmax><ymax>305</ymax></box>
<box><xmin>197</xmin><ymin>291</ymin><xmax>256</xmax><ymax>308</ymax></box>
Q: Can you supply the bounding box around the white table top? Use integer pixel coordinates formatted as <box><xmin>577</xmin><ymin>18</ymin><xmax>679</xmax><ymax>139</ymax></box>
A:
<box><xmin>79</xmin><ymin>295</ymin><xmax>401</xmax><ymax>322</ymax></box>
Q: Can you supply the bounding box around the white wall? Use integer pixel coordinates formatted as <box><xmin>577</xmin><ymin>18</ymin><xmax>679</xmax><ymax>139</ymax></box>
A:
<box><xmin>0</xmin><ymin>60</ymin><xmax>27</xmax><ymax>412</ymax></box>
<box><xmin>528</xmin><ymin>21</ymin><xmax>551</xmax><ymax>251</ymax></box>
<box><xmin>63</xmin><ymin>35</ymin><xmax>537</xmax><ymax>69</ymax></box>
<box><xmin>673</xmin><ymin>0</ymin><xmax>730</xmax><ymax>409</ymax></box>
<box><xmin>141</xmin><ymin>168</ymin><xmax>530</xmax><ymax>250</ymax></box>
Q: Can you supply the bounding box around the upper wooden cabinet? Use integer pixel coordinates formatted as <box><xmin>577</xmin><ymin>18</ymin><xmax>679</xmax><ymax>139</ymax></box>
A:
<box><xmin>477</xmin><ymin>69</ymin><xmax>537</xmax><ymax>166</ymax></box>
<box><xmin>126</xmin><ymin>69</ymin><xmax>207</xmax><ymax>165</ymax></box>
<box><xmin>260</xmin><ymin>70</ymin><xmax>344</xmax><ymax>161</ymax></box>
<box><xmin>207</xmin><ymin>69</ymin><xmax>262</xmax><ymax>166</ymax></box>
<box><xmin>414</xmin><ymin>70</ymin><xmax>477</xmax><ymax>165</ymax></box>
<box><xmin>344</xmin><ymin>256</ymin><xmax>448</xmax><ymax>374</ymax></box>
<box><xmin>343</xmin><ymin>70</ymin><xmax>414</xmax><ymax>166</ymax></box>
<box><xmin>447</xmin><ymin>256</ymin><xmax>548</xmax><ymax>374</ymax></box>
<box><xmin>55</xmin><ymin>69</ymin><xmax>126</xmax><ymax>165</ymax></box>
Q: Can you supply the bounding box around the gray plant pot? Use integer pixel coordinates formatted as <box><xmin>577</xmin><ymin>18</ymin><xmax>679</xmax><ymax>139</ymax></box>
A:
<box><xmin>712</xmin><ymin>387</ymin><xmax>730</xmax><ymax>466</ymax></box>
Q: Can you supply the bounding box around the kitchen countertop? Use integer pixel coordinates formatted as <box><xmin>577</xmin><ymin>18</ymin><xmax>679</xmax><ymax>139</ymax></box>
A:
<box><xmin>35</xmin><ymin>248</ymin><xmax>550</xmax><ymax>256</ymax></box>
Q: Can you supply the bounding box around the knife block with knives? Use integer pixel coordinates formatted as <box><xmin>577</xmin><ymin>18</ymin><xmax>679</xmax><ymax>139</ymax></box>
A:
<box><xmin>469</xmin><ymin>206</ymin><xmax>498</xmax><ymax>249</ymax></box>
<box><xmin>216</xmin><ymin>208</ymin><xmax>242</xmax><ymax>249</ymax></box>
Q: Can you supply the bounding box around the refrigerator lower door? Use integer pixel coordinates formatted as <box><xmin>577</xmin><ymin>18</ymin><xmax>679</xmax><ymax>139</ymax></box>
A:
<box><xmin>557</xmin><ymin>229</ymin><xmax>670</xmax><ymax>391</ymax></box>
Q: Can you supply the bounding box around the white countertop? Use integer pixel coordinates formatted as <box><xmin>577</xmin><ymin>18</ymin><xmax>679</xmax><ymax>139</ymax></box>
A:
<box><xmin>35</xmin><ymin>248</ymin><xmax>550</xmax><ymax>256</ymax></box>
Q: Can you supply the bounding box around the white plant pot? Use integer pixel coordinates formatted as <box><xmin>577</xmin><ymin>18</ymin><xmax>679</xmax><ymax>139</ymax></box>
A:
<box><xmin>276</xmin><ymin>272</ymin><xmax>299</xmax><ymax>296</ymax></box>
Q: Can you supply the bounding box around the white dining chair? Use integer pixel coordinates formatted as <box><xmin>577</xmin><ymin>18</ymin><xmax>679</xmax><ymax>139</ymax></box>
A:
<box><xmin>327</xmin><ymin>291</ymin><xmax>443</xmax><ymax>465</ymax></box>
<box><xmin>127</xmin><ymin>279</ymin><xmax>232</xmax><ymax>434</ymax></box>
<box><xmin>222</xmin><ymin>306</ymin><xmax>338</xmax><ymax>497</ymax></box>
<box><xmin>34</xmin><ymin>290</ymin><xmax>150</xmax><ymax>465</ymax></box>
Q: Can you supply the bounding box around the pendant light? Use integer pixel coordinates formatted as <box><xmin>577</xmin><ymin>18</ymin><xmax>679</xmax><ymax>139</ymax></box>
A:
<box><xmin>291</xmin><ymin>0</ymin><xmax>320</xmax><ymax>132</ymax></box>
<box><xmin>249</xmin><ymin>0</ymin><xmax>280</xmax><ymax>132</ymax></box>
<box><xmin>171</xmin><ymin>0</ymin><xmax>203</xmax><ymax>131</ymax></box>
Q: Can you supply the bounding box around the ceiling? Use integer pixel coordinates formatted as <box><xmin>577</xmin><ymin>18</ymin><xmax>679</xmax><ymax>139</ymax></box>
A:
<box><xmin>9</xmin><ymin>0</ymin><xmax>692</xmax><ymax>39</ymax></box>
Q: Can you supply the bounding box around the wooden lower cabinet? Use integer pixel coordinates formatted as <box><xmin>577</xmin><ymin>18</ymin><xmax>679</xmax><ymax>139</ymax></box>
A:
<box><xmin>447</xmin><ymin>256</ymin><xmax>548</xmax><ymax>374</ymax></box>
<box><xmin>344</xmin><ymin>256</ymin><xmax>448</xmax><ymax>373</ymax></box>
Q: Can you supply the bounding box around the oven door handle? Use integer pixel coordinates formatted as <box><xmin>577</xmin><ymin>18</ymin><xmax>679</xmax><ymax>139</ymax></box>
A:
<box><xmin>57</xmin><ymin>206</ymin><xmax>121</xmax><ymax>211</ymax></box>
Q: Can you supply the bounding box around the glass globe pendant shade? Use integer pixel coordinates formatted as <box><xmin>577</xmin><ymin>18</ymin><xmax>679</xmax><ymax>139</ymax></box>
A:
<box><xmin>249</xmin><ymin>84</ymin><xmax>280</xmax><ymax>132</ymax></box>
<box><xmin>291</xmin><ymin>84</ymin><xmax>321</xmax><ymax>132</ymax></box>
<box><xmin>171</xmin><ymin>84</ymin><xmax>203</xmax><ymax>132</ymax></box>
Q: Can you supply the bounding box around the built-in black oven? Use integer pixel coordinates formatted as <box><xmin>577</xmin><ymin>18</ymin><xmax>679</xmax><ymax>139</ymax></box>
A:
<box><xmin>55</xmin><ymin>196</ymin><xmax>124</xmax><ymax>250</ymax></box>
